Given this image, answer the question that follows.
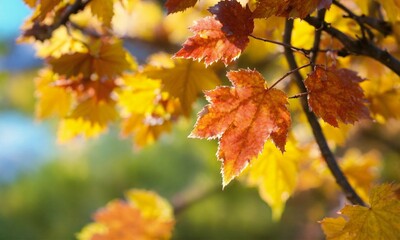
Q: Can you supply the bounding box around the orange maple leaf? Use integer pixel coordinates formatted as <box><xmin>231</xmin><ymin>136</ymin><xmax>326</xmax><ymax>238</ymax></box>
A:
<box><xmin>78</xmin><ymin>190</ymin><xmax>175</xmax><ymax>240</ymax></box>
<box><xmin>190</xmin><ymin>69</ymin><xmax>291</xmax><ymax>186</ymax></box>
<box><xmin>253</xmin><ymin>0</ymin><xmax>332</xmax><ymax>19</ymax></box>
<box><xmin>165</xmin><ymin>0</ymin><xmax>198</xmax><ymax>13</ymax></box>
<box><xmin>174</xmin><ymin>0</ymin><xmax>254</xmax><ymax>66</ymax></box>
<box><xmin>304</xmin><ymin>66</ymin><xmax>370</xmax><ymax>127</ymax></box>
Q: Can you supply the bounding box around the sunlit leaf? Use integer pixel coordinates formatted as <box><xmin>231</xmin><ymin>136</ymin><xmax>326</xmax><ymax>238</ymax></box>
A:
<box><xmin>321</xmin><ymin>184</ymin><xmax>400</xmax><ymax>240</ymax></box>
<box><xmin>304</xmin><ymin>66</ymin><xmax>370</xmax><ymax>127</ymax></box>
<box><xmin>48</xmin><ymin>38</ymin><xmax>133</xmax><ymax>78</ymax></box>
<box><xmin>190</xmin><ymin>69</ymin><xmax>291</xmax><ymax>186</ymax></box>
<box><xmin>77</xmin><ymin>189</ymin><xmax>175</xmax><ymax>240</ymax></box>
<box><xmin>243</xmin><ymin>139</ymin><xmax>300</xmax><ymax>220</ymax></box>
<box><xmin>143</xmin><ymin>54</ymin><xmax>220</xmax><ymax>116</ymax></box>
<box><xmin>175</xmin><ymin>0</ymin><xmax>254</xmax><ymax>66</ymax></box>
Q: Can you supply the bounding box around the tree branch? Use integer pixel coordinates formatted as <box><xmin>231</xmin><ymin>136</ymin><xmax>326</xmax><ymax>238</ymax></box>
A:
<box><xmin>23</xmin><ymin>0</ymin><xmax>92</xmax><ymax>41</ymax></box>
<box><xmin>283</xmin><ymin>18</ymin><xmax>366</xmax><ymax>206</ymax></box>
<box><xmin>304</xmin><ymin>16</ymin><xmax>400</xmax><ymax>77</ymax></box>
<box><xmin>333</xmin><ymin>0</ymin><xmax>391</xmax><ymax>37</ymax></box>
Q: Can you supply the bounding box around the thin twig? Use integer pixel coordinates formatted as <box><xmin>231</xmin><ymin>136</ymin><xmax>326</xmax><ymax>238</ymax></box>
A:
<box><xmin>288</xmin><ymin>92</ymin><xmax>308</xmax><ymax>99</ymax></box>
<box><xmin>23</xmin><ymin>0</ymin><xmax>92</xmax><ymax>41</ymax></box>
<box><xmin>269</xmin><ymin>63</ymin><xmax>311</xmax><ymax>89</ymax></box>
<box><xmin>250</xmin><ymin>34</ymin><xmax>310</xmax><ymax>57</ymax></box>
<box><xmin>283</xmin><ymin>18</ymin><xmax>366</xmax><ymax>206</ymax></box>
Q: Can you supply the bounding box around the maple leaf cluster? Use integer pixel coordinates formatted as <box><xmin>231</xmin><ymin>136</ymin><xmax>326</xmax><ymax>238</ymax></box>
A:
<box><xmin>17</xmin><ymin>0</ymin><xmax>400</xmax><ymax>239</ymax></box>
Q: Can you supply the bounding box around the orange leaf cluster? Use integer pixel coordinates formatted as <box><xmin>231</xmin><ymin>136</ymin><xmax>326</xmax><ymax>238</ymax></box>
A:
<box><xmin>190</xmin><ymin>69</ymin><xmax>290</xmax><ymax>186</ymax></box>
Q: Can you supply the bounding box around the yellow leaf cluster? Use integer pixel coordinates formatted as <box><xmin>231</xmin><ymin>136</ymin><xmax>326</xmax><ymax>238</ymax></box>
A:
<box><xmin>321</xmin><ymin>184</ymin><xmax>400</xmax><ymax>240</ymax></box>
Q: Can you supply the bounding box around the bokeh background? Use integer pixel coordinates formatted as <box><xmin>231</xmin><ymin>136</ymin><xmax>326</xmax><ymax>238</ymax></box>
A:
<box><xmin>1</xmin><ymin>1</ymin><xmax>400</xmax><ymax>240</ymax></box>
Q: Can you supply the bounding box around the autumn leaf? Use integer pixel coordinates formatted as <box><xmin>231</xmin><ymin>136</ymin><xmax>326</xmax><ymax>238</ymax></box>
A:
<box><xmin>118</xmin><ymin>73</ymin><xmax>180</xmax><ymax>148</ymax></box>
<box><xmin>304</xmin><ymin>66</ymin><xmax>370</xmax><ymax>127</ymax></box>
<box><xmin>143</xmin><ymin>54</ymin><xmax>220</xmax><ymax>116</ymax></box>
<box><xmin>58</xmin><ymin>99</ymin><xmax>118</xmax><ymax>143</ymax></box>
<box><xmin>89</xmin><ymin>0</ymin><xmax>114</xmax><ymax>26</ymax></box>
<box><xmin>252</xmin><ymin>0</ymin><xmax>332</xmax><ymax>19</ymax></box>
<box><xmin>165</xmin><ymin>0</ymin><xmax>198</xmax><ymax>13</ymax></box>
<box><xmin>190</xmin><ymin>69</ymin><xmax>291</xmax><ymax>186</ymax></box>
<box><xmin>243</xmin><ymin>139</ymin><xmax>300</xmax><ymax>220</ymax></box>
<box><xmin>175</xmin><ymin>0</ymin><xmax>254</xmax><ymax>66</ymax></box>
<box><xmin>321</xmin><ymin>184</ymin><xmax>400</xmax><ymax>240</ymax></box>
<box><xmin>48</xmin><ymin>38</ymin><xmax>133</xmax><ymax>78</ymax></box>
<box><xmin>35</xmin><ymin>69</ymin><xmax>72</xmax><ymax>119</ymax></box>
<box><xmin>77</xmin><ymin>189</ymin><xmax>175</xmax><ymax>240</ymax></box>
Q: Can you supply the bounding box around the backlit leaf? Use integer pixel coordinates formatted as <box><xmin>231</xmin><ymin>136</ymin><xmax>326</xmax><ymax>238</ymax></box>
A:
<box><xmin>143</xmin><ymin>55</ymin><xmax>220</xmax><ymax>116</ymax></box>
<box><xmin>35</xmin><ymin>69</ymin><xmax>72</xmax><ymax>119</ymax></box>
<box><xmin>165</xmin><ymin>0</ymin><xmax>198</xmax><ymax>13</ymax></box>
<box><xmin>243</xmin><ymin>139</ymin><xmax>299</xmax><ymax>220</ymax></box>
<box><xmin>89</xmin><ymin>0</ymin><xmax>114</xmax><ymax>26</ymax></box>
<box><xmin>253</xmin><ymin>0</ymin><xmax>332</xmax><ymax>19</ymax></box>
<box><xmin>77</xmin><ymin>189</ymin><xmax>175</xmax><ymax>240</ymax></box>
<box><xmin>304</xmin><ymin>66</ymin><xmax>370</xmax><ymax>127</ymax></box>
<box><xmin>48</xmin><ymin>38</ymin><xmax>133</xmax><ymax>78</ymax></box>
<box><xmin>190</xmin><ymin>69</ymin><xmax>291</xmax><ymax>186</ymax></box>
<box><xmin>321</xmin><ymin>184</ymin><xmax>400</xmax><ymax>240</ymax></box>
<box><xmin>58</xmin><ymin>99</ymin><xmax>118</xmax><ymax>142</ymax></box>
<box><xmin>175</xmin><ymin>0</ymin><xmax>254</xmax><ymax>66</ymax></box>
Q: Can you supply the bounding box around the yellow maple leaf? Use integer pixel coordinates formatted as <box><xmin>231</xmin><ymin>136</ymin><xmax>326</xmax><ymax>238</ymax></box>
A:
<box><xmin>341</xmin><ymin>149</ymin><xmax>381</xmax><ymax>202</ymax></box>
<box><xmin>243</xmin><ymin>139</ymin><xmax>301</xmax><ymax>220</ymax></box>
<box><xmin>143</xmin><ymin>54</ymin><xmax>220</xmax><ymax>116</ymax></box>
<box><xmin>89</xmin><ymin>0</ymin><xmax>115</xmax><ymax>27</ymax></box>
<box><xmin>77</xmin><ymin>189</ymin><xmax>175</xmax><ymax>240</ymax></box>
<box><xmin>58</xmin><ymin>99</ymin><xmax>118</xmax><ymax>143</ymax></box>
<box><xmin>48</xmin><ymin>37</ymin><xmax>134</xmax><ymax>79</ymax></box>
<box><xmin>118</xmin><ymin>72</ymin><xmax>180</xmax><ymax>148</ymax></box>
<box><xmin>321</xmin><ymin>184</ymin><xmax>400</xmax><ymax>240</ymax></box>
<box><xmin>35</xmin><ymin>26</ymin><xmax>87</xmax><ymax>58</ymax></box>
<box><xmin>35</xmin><ymin>69</ymin><xmax>72</xmax><ymax>119</ymax></box>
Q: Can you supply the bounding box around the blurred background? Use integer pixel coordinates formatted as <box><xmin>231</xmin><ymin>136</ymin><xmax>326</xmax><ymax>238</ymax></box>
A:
<box><xmin>0</xmin><ymin>1</ymin><xmax>400</xmax><ymax>240</ymax></box>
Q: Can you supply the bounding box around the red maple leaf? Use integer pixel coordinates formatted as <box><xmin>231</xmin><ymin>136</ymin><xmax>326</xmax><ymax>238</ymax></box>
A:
<box><xmin>174</xmin><ymin>0</ymin><xmax>254</xmax><ymax>66</ymax></box>
<box><xmin>305</xmin><ymin>65</ymin><xmax>370</xmax><ymax>127</ymax></box>
<box><xmin>190</xmin><ymin>69</ymin><xmax>291</xmax><ymax>186</ymax></box>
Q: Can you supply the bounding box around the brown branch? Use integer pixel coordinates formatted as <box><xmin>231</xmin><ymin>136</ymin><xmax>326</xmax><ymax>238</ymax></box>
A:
<box><xmin>283</xmin><ymin>18</ymin><xmax>365</xmax><ymax>206</ymax></box>
<box><xmin>310</xmin><ymin>9</ymin><xmax>326</xmax><ymax>66</ymax></box>
<box><xmin>250</xmin><ymin>34</ymin><xmax>310</xmax><ymax>56</ymax></box>
<box><xmin>23</xmin><ymin>0</ymin><xmax>91</xmax><ymax>41</ymax></box>
<box><xmin>269</xmin><ymin>63</ymin><xmax>311</xmax><ymax>89</ymax></box>
<box><xmin>304</xmin><ymin>16</ymin><xmax>400</xmax><ymax>77</ymax></box>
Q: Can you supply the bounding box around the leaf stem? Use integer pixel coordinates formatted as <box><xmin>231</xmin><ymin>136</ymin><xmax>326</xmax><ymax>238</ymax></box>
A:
<box><xmin>283</xmin><ymin>18</ymin><xmax>366</xmax><ymax>206</ymax></box>
<box><xmin>250</xmin><ymin>34</ymin><xmax>310</xmax><ymax>57</ymax></box>
<box><xmin>269</xmin><ymin>63</ymin><xmax>311</xmax><ymax>89</ymax></box>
